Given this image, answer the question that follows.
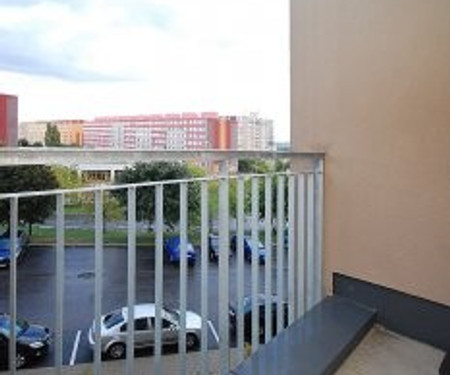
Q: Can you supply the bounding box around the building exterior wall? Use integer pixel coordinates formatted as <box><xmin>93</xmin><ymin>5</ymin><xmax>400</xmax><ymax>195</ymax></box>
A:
<box><xmin>291</xmin><ymin>0</ymin><xmax>450</xmax><ymax>305</ymax></box>
<box><xmin>0</xmin><ymin>94</ymin><xmax>18</xmax><ymax>146</ymax></box>
<box><xmin>236</xmin><ymin>113</ymin><xmax>274</xmax><ymax>150</ymax></box>
<box><xmin>19</xmin><ymin>120</ymin><xmax>85</xmax><ymax>146</ymax></box>
<box><xmin>83</xmin><ymin>112</ymin><xmax>237</xmax><ymax>150</ymax></box>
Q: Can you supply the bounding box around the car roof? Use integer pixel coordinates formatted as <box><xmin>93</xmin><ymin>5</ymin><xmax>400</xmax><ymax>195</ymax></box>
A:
<box><xmin>122</xmin><ymin>303</ymin><xmax>156</xmax><ymax>319</ymax></box>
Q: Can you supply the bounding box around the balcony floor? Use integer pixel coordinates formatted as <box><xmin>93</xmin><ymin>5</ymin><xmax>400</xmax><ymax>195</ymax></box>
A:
<box><xmin>335</xmin><ymin>325</ymin><xmax>445</xmax><ymax>375</ymax></box>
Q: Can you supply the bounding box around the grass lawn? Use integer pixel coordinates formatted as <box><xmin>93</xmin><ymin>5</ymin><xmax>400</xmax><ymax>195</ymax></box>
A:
<box><xmin>30</xmin><ymin>226</ymin><xmax>155</xmax><ymax>246</ymax></box>
<box><xmin>30</xmin><ymin>226</ymin><xmax>201</xmax><ymax>246</ymax></box>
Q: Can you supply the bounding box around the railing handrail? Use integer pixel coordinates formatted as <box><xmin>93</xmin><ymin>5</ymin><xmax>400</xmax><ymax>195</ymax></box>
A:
<box><xmin>0</xmin><ymin>171</ymin><xmax>314</xmax><ymax>200</ymax></box>
<box><xmin>0</xmin><ymin>147</ymin><xmax>324</xmax><ymax>166</ymax></box>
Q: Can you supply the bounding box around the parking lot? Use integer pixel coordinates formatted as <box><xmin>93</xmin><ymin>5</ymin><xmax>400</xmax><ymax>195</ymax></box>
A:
<box><xmin>0</xmin><ymin>244</ymin><xmax>286</xmax><ymax>369</ymax></box>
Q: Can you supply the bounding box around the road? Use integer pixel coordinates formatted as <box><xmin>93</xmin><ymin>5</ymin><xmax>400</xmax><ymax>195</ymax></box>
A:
<box><xmin>0</xmin><ymin>245</ymin><xmax>287</xmax><ymax>369</ymax></box>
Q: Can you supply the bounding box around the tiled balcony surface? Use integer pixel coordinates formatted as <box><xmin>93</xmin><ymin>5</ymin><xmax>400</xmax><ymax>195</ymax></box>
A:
<box><xmin>335</xmin><ymin>325</ymin><xmax>445</xmax><ymax>375</ymax></box>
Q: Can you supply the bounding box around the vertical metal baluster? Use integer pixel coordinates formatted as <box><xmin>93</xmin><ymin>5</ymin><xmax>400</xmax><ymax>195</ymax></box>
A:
<box><xmin>218</xmin><ymin>162</ymin><xmax>230</xmax><ymax>375</ymax></box>
<box><xmin>236</xmin><ymin>177</ymin><xmax>245</xmax><ymax>363</ymax></box>
<box><xmin>154</xmin><ymin>185</ymin><xmax>164</xmax><ymax>375</ymax></box>
<box><xmin>179</xmin><ymin>182</ymin><xmax>188</xmax><ymax>375</ymax></box>
<box><xmin>276</xmin><ymin>176</ymin><xmax>285</xmax><ymax>334</ymax></box>
<box><xmin>306</xmin><ymin>174</ymin><xmax>315</xmax><ymax>311</ymax></box>
<box><xmin>264</xmin><ymin>176</ymin><xmax>272</xmax><ymax>344</ymax></box>
<box><xmin>297</xmin><ymin>174</ymin><xmax>306</xmax><ymax>318</ymax></box>
<box><xmin>126</xmin><ymin>187</ymin><xmax>136</xmax><ymax>375</ymax></box>
<box><xmin>251</xmin><ymin>177</ymin><xmax>259</xmax><ymax>353</ymax></box>
<box><xmin>55</xmin><ymin>193</ymin><xmax>64</xmax><ymax>374</ymax></box>
<box><xmin>94</xmin><ymin>190</ymin><xmax>104</xmax><ymax>375</ymax></box>
<box><xmin>314</xmin><ymin>159</ymin><xmax>324</xmax><ymax>305</ymax></box>
<box><xmin>9</xmin><ymin>197</ymin><xmax>18</xmax><ymax>375</ymax></box>
<box><xmin>200</xmin><ymin>181</ymin><xmax>209</xmax><ymax>375</ymax></box>
<box><xmin>288</xmin><ymin>175</ymin><xmax>296</xmax><ymax>325</ymax></box>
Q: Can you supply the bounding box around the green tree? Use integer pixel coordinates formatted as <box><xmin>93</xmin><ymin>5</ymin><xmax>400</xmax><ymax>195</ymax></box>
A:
<box><xmin>238</xmin><ymin>159</ymin><xmax>271</xmax><ymax>174</ymax></box>
<box><xmin>238</xmin><ymin>158</ymin><xmax>290</xmax><ymax>219</ymax></box>
<box><xmin>114</xmin><ymin>162</ymin><xmax>201</xmax><ymax>230</ymax></box>
<box><xmin>51</xmin><ymin>166</ymin><xmax>83</xmax><ymax>206</ymax></box>
<box><xmin>0</xmin><ymin>166</ymin><xmax>59</xmax><ymax>234</ymax></box>
<box><xmin>44</xmin><ymin>123</ymin><xmax>61</xmax><ymax>146</ymax></box>
<box><xmin>52</xmin><ymin>166</ymin><xmax>83</xmax><ymax>189</ymax></box>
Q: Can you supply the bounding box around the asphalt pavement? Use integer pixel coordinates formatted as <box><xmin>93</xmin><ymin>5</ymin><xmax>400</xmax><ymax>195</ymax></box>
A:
<box><xmin>0</xmin><ymin>244</ymin><xmax>287</xmax><ymax>370</ymax></box>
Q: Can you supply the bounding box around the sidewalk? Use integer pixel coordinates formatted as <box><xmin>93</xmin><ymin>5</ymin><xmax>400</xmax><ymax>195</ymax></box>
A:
<box><xmin>7</xmin><ymin>349</ymin><xmax>240</xmax><ymax>375</ymax></box>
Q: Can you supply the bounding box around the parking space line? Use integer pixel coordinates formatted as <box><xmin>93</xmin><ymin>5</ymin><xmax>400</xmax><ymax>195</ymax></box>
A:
<box><xmin>207</xmin><ymin>320</ymin><xmax>219</xmax><ymax>343</ymax></box>
<box><xmin>69</xmin><ymin>330</ymin><xmax>82</xmax><ymax>366</ymax></box>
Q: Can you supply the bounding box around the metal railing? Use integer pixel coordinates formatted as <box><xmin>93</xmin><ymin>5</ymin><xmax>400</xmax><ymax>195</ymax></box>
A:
<box><xmin>0</xmin><ymin>154</ymin><xmax>324</xmax><ymax>375</ymax></box>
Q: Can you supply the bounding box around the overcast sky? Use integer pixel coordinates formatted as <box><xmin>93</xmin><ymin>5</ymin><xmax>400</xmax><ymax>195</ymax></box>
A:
<box><xmin>0</xmin><ymin>0</ymin><xmax>290</xmax><ymax>142</ymax></box>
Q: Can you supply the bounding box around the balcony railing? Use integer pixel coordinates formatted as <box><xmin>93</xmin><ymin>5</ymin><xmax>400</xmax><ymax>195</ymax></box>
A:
<box><xmin>0</xmin><ymin>153</ymin><xmax>324</xmax><ymax>375</ymax></box>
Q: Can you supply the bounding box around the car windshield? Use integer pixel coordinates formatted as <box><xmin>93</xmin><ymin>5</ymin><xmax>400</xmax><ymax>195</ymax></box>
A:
<box><xmin>0</xmin><ymin>239</ymin><xmax>10</xmax><ymax>250</ymax></box>
<box><xmin>0</xmin><ymin>316</ymin><xmax>28</xmax><ymax>337</ymax></box>
<box><xmin>164</xmin><ymin>306</ymin><xmax>179</xmax><ymax>322</ymax></box>
<box><xmin>104</xmin><ymin>310</ymin><xmax>125</xmax><ymax>329</ymax></box>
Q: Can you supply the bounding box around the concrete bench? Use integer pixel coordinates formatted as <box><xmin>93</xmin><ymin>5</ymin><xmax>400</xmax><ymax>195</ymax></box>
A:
<box><xmin>230</xmin><ymin>295</ymin><xmax>376</xmax><ymax>375</ymax></box>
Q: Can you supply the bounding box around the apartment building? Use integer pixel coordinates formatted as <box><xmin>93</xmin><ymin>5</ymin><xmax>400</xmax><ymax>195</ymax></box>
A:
<box><xmin>19</xmin><ymin>119</ymin><xmax>84</xmax><ymax>146</ymax></box>
<box><xmin>83</xmin><ymin>112</ymin><xmax>237</xmax><ymax>150</ymax></box>
<box><xmin>0</xmin><ymin>93</ymin><xmax>18</xmax><ymax>146</ymax></box>
<box><xmin>236</xmin><ymin>113</ymin><xmax>274</xmax><ymax>150</ymax></box>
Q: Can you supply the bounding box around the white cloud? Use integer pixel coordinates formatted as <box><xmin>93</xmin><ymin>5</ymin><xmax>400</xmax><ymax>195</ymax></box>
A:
<box><xmin>0</xmin><ymin>0</ymin><xmax>290</xmax><ymax>141</ymax></box>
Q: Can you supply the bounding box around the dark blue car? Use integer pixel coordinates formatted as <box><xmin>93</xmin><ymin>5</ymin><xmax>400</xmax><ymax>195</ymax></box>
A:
<box><xmin>164</xmin><ymin>236</ymin><xmax>196</xmax><ymax>266</ymax></box>
<box><xmin>0</xmin><ymin>230</ymin><xmax>29</xmax><ymax>268</ymax></box>
<box><xmin>230</xmin><ymin>235</ymin><xmax>266</xmax><ymax>264</ymax></box>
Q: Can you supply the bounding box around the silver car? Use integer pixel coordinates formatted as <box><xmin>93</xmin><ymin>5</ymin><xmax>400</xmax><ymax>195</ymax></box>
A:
<box><xmin>88</xmin><ymin>304</ymin><xmax>202</xmax><ymax>359</ymax></box>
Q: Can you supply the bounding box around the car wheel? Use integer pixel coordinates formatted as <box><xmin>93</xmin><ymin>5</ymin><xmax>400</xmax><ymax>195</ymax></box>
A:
<box><xmin>107</xmin><ymin>343</ymin><xmax>126</xmax><ymax>359</ymax></box>
<box><xmin>186</xmin><ymin>333</ymin><xmax>199</xmax><ymax>351</ymax></box>
<box><xmin>15</xmin><ymin>352</ymin><xmax>27</xmax><ymax>369</ymax></box>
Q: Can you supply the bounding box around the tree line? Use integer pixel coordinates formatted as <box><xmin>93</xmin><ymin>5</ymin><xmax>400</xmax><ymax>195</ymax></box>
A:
<box><xmin>0</xmin><ymin>160</ymin><xmax>288</xmax><ymax>234</ymax></box>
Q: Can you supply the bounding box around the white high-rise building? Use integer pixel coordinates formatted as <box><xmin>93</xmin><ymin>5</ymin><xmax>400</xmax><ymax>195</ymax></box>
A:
<box><xmin>236</xmin><ymin>113</ymin><xmax>274</xmax><ymax>150</ymax></box>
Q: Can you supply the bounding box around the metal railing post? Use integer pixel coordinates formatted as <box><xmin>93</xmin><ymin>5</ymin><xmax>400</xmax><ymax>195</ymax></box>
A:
<box><xmin>314</xmin><ymin>158</ymin><xmax>324</xmax><ymax>304</ymax></box>
<box><xmin>154</xmin><ymin>184</ymin><xmax>164</xmax><ymax>375</ymax></box>
<box><xmin>55</xmin><ymin>194</ymin><xmax>65</xmax><ymax>374</ymax></box>
<box><xmin>297</xmin><ymin>174</ymin><xmax>307</xmax><ymax>318</ymax></box>
<box><xmin>264</xmin><ymin>176</ymin><xmax>273</xmax><ymax>344</ymax></box>
<box><xmin>179</xmin><ymin>182</ymin><xmax>188</xmax><ymax>375</ymax></box>
<box><xmin>306</xmin><ymin>174</ymin><xmax>315</xmax><ymax>311</ymax></box>
<box><xmin>94</xmin><ymin>190</ymin><xmax>104</xmax><ymax>375</ymax></box>
<box><xmin>126</xmin><ymin>187</ymin><xmax>136</xmax><ymax>375</ymax></box>
<box><xmin>236</xmin><ymin>176</ymin><xmax>245</xmax><ymax>362</ymax></box>
<box><xmin>9</xmin><ymin>197</ymin><xmax>18</xmax><ymax>375</ymax></box>
<box><xmin>200</xmin><ymin>181</ymin><xmax>209</xmax><ymax>375</ymax></box>
<box><xmin>251</xmin><ymin>177</ymin><xmax>260</xmax><ymax>353</ymax></box>
<box><xmin>276</xmin><ymin>176</ymin><xmax>285</xmax><ymax>334</ymax></box>
<box><xmin>218</xmin><ymin>161</ymin><xmax>230</xmax><ymax>375</ymax></box>
<box><xmin>288</xmin><ymin>175</ymin><xmax>296</xmax><ymax>325</ymax></box>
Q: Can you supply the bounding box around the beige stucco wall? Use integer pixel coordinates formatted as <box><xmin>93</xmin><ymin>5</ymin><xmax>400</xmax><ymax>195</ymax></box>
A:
<box><xmin>291</xmin><ymin>0</ymin><xmax>450</xmax><ymax>305</ymax></box>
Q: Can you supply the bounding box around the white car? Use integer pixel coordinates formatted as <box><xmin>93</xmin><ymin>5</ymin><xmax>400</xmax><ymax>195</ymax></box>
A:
<box><xmin>88</xmin><ymin>304</ymin><xmax>202</xmax><ymax>359</ymax></box>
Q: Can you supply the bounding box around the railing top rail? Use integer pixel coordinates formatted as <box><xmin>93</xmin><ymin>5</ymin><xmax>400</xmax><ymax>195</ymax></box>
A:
<box><xmin>0</xmin><ymin>171</ymin><xmax>314</xmax><ymax>200</ymax></box>
<box><xmin>0</xmin><ymin>148</ymin><xmax>324</xmax><ymax>166</ymax></box>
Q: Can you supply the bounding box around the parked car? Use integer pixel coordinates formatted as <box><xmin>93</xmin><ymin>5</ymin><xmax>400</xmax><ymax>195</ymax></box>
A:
<box><xmin>0</xmin><ymin>229</ymin><xmax>29</xmax><ymax>268</ymax></box>
<box><xmin>230</xmin><ymin>235</ymin><xmax>266</xmax><ymax>263</ymax></box>
<box><xmin>88</xmin><ymin>303</ymin><xmax>202</xmax><ymax>359</ymax></box>
<box><xmin>208</xmin><ymin>234</ymin><xmax>232</xmax><ymax>262</ymax></box>
<box><xmin>164</xmin><ymin>236</ymin><xmax>196</xmax><ymax>266</ymax></box>
<box><xmin>229</xmin><ymin>294</ymin><xmax>288</xmax><ymax>343</ymax></box>
<box><xmin>0</xmin><ymin>314</ymin><xmax>51</xmax><ymax>369</ymax></box>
